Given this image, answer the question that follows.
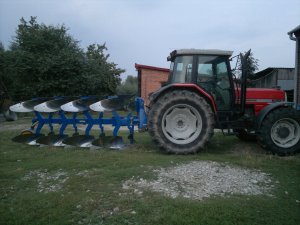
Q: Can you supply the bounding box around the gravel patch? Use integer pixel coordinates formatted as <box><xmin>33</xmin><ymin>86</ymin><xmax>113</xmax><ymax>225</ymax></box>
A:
<box><xmin>21</xmin><ymin>168</ymin><xmax>102</xmax><ymax>193</ymax></box>
<box><xmin>22</xmin><ymin>169</ymin><xmax>69</xmax><ymax>193</ymax></box>
<box><xmin>123</xmin><ymin>161</ymin><xmax>274</xmax><ymax>200</ymax></box>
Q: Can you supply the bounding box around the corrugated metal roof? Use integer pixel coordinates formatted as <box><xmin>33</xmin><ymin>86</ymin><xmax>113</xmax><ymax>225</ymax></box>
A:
<box><xmin>250</xmin><ymin>67</ymin><xmax>294</xmax><ymax>81</ymax></box>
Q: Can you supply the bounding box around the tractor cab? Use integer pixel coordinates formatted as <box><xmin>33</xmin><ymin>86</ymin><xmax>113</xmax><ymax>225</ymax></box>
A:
<box><xmin>167</xmin><ymin>49</ymin><xmax>234</xmax><ymax>111</ymax></box>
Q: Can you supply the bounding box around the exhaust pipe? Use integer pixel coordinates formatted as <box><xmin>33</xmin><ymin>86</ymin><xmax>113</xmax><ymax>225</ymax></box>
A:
<box><xmin>240</xmin><ymin>49</ymin><xmax>251</xmax><ymax>115</ymax></box>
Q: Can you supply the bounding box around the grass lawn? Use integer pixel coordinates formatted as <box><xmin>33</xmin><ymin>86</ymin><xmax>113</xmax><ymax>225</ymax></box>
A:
<box><xmin>0</xmin><ymin>123</ymin><xmax>300</xmax><ymax>225</ymax></box>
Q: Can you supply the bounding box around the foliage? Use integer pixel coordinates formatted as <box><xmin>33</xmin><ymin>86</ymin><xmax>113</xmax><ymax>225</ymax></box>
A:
<box><xmin>117</xmin><ymin>75</ymin><xmax>138</xmax><ymax>95</ymax></box>
<box><xmin>0</xmin><ymin>42</ymin><xmax>5</xmax><ymax>81</ymax></box>
<box><xmin>82</xmin><ymin>44</ymin><xmax>124</xmax><ymax>95</ymax></box>
<box><xmin>0</xmin><ymin>42</ymin><xmax>9</xmax><ymax>103</ymax></box>
<box><xmin>237</xmin><ymin>51</ymin><xmax>259</xmax><ymax>79</ymax></box>
<box><xmin>0</xmin><ymin>17</ymin><xmax>124</xmax><ymax>101</ymax></box>
<box><xmin>0</xmin><ymin>42</ymin><xmax>4</xmax><ymax>52</ymax></box>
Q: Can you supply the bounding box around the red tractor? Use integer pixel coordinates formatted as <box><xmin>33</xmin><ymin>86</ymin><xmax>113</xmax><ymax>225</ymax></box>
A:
<box><xmin>148</xmin><ymin>49</ymin><xmax>300</xmax><ymax>156</ymax></box>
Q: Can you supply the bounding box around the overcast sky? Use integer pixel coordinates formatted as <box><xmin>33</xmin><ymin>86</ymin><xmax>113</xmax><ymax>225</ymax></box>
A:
<box><xmin>0</xmin><ymin>0</ymin><xmax>299</xmax><ymax>80</ymax></box>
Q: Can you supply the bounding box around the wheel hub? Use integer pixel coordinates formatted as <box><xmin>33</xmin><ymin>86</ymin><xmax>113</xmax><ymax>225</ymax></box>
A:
<box><xmin>177</xmin><ymin>120</ymin><xmax>184</xmax><ymax>128</ymax></box>
<box><xmin>162</xmin><ymin>105</ymin><xmax>202</xmax><ymax>145</ymax></box>
<box><xmin>277</xmin><ymin>126</ymin><xmax>290</xmax><ymax>139</ymax></box>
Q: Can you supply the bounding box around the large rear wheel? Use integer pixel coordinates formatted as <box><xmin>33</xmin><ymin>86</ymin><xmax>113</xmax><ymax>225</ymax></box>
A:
<box><xmin>148</xmin><ymin>90</ymin><xmax>215</xmax><ymax>154</ymax></box>
<box><xmin>258</xmin><ymin>108</ymin><xmax>300</xmax><ymax>156</ymax></box>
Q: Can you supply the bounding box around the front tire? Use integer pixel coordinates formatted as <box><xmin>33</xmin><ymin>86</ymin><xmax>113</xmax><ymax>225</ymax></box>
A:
<box><xmin>148</xmin><ymin>90</ymin><xmax>215</xmax><ymax>154</ymax></box>
<box><xmin>258</xmin><ymin>108</ymin><xmax>300</xmax><ymax>156</ymax></box>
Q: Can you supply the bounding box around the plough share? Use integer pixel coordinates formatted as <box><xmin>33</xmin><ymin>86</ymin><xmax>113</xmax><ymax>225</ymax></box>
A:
<box><xmin>9</xmin><ymin>95</ymin><xmax>147</xmax><ymax>149</ymax></box>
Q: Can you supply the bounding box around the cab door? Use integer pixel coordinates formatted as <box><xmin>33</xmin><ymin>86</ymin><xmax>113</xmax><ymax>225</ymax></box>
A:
<box><xmin>196</xmin><ymin>56</ymin><xmax>233</xmax><ymax>110</ymax></box>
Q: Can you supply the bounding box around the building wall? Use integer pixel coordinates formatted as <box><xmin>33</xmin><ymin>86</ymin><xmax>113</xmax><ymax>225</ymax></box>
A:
<box><xmin>277</xmin><ymin>68</ymin><xmax>295</xmax><ymax>90</ymax></box>
<box><xmin>136</xmin><ymin>65</ymin><xmax>169</xmax><ymax>106</ymax></box>
<box><xmin>251</xmin><ymin>68</ymin><xmax>294</xmax><ymax>90</ymax></box>
<box><xmin>252</xmin><ymin>73</ymin><xmax>277</xmax><ymax>88</ymax></box>
<box><xmin>250</xmin><ymin>68</ymin><xmax>295</xmax><ymax>101</ymax></box>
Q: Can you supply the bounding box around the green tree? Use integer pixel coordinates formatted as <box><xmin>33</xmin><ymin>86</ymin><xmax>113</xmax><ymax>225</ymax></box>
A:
<box><xmin>0</xmin><ymin>42</ymin><xmax>4</xmax><ymax>52</ymax></box>
<box><xmin>82</xmin><ymin>43</ymin><xmax>124</xmax><ymax>95</ymax></box>
<box><xmin>0</xmin><ymin>41</ymin><xmax>10</xmax><ymax>95</ymax></box>
<box><xmin>3</xmin><ymin>17</ymin><xmax>85</xmax><ymax>99</ymax></box>
<box><xmin>117</xmin><ymin>75</ymin><xmax>138</xmax><ymax>95</ymax></box>
<box><xmin>237</xmin><ymin>51</ymin><xmax>259</xmax><ymax>79</ymax></box>
<box><xmin>1</xmin><ymin>17</ymin><xmax>124</xmax><ymax>100</ymax></box>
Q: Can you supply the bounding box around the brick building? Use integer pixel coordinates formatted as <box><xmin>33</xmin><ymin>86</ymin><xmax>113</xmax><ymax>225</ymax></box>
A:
<box><xmin>135</xmin><ymin>64</ymin><xmax>169</xmax><ymax>106</ymax></box>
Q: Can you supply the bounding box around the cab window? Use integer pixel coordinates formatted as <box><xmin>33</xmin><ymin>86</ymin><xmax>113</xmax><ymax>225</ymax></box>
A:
<box><xmin>196</xmin><ymin>56</ymin><xmax>232</xmax><ymax>110</ymax></box>
<box><xmin>170</xmin><ymin>56</ymin><xmax>193</xmax><ymax>83</ymax></box>
<box><xmin>216</xmin><ymin>61</ymin><xmax>230</xmax><ymax>89</ymax></box>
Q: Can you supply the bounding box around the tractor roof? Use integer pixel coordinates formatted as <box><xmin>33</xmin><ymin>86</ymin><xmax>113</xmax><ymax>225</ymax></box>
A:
<box><xmin>168</xmin><ymin>49</ymin><xmax>233</xmax><ymax>61</ymax></box>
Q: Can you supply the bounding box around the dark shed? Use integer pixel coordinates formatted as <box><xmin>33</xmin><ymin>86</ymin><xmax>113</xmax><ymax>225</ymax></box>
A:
<box><xmin>250</xmin><ymin>67</ymin><xmax>295</xmax><ymax>101</ymax></box>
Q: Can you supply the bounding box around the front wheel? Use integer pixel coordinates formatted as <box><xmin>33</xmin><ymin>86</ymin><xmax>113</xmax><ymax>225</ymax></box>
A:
<box><xmin>148</xmin><ymin>90</ymin><xmax>215</xmax><ymax>154</ymax></box>
<box><xmin>258</xmin><ymin>108</ymin><xmax>300</xmax><ymax>156</ymax></box>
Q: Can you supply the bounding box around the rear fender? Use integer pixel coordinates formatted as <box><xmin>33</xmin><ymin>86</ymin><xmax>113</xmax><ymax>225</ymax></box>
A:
<box><xmin>149</xmin><ymin>83</ymin><xmax>217</xmax><ymax>114</ymax></box>
<box><xmin>256</xmin><ymin>102</ymin><xmax>294</xmax><ymax>129</ymax></box>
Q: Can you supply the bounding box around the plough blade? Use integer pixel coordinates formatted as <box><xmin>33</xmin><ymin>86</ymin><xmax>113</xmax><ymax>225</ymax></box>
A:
<box><xmin>9</xmin><ymin>97</ymin><xmax>51</xmax><ymax>112</ymax></box>
<box><xmin>60</xmin><ymin>96</ymin><xmax>103</xmax><ymax>112</ymax></box>
<box><xmin>34</xmin><ymin>97</ymin><xmax>78</xmax><ymax>112</ymax></box>
<box><xmin>36</xmin><ymin>134</ymin><xmax>68</xmax><ymax>147</ymax></box>
<box><xmin>109</xmin><ymin>136</ymin><xmax>125</xmax><ymax>149</ymax></box>
<box><xmin>91</xmin><ymin>135</ymin><xmax>106</xmax><ymax>147</ymax></box>
<box><xmin>62</xmin><ymin>135</ymin><xmax>94</xmax><ymax>148</ymax></box>
<box><xmin>12</xmin><ymin>130</ymin><xmax>44</xmax><ymax>146</ymax></box>
<box><xmin>91</xmin><ymin>135</ymin><xmax>125</xmax><ymax>149</ymax></box>
<box><xmin>89</xmin><ymin>95</ymin><xmax>134</xmax><ymax>112</ymax></box>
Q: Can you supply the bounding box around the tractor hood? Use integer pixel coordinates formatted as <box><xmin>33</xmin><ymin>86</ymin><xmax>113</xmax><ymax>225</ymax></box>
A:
<box><xmin>235</xmin><ymin>88</ymin><xmax>286</xmax><ymax>115</ymax></box>
<box><xmin>236</xmin><ymin>88</ymin><xmax>285</xmax><ymax>103</ymax></box>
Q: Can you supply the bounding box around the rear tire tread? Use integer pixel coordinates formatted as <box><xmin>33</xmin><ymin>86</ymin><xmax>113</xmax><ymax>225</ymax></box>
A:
<box><xmin>148</xmin><ymin>90</ymin><xmax>215</xmax><ymax>154</ymax></box>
